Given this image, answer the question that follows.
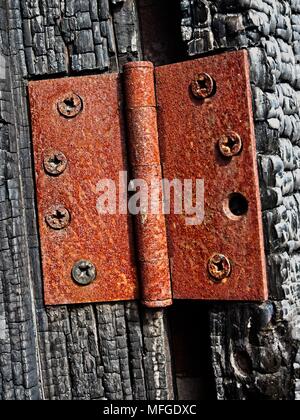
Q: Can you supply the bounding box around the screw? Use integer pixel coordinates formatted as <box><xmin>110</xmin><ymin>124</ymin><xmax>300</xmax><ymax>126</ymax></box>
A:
<box><xmin>57</xmin><ymin>92</ymin><xmax>83</xmax><ymax>118</ymax></box>
<box><xmin>208</xmin><ymin>253</ymin><xmax>231</xmax><ymax>282</ymax></box>
<box><xmin>72</xmin><ymin>260</ymin><xmax>97</xmax><ymax>286</ymax></box>
<box><xmin>43</xmin><ymin>150</ymin><xmax>67</xmax><ymax>176</ymax></box>
<box><xmin>191</xmin><ymin>73</ymin><xmax>215</xmax><ymax>99</ymax></box>
<box><xmin>219</xmin><ymin>132</ymin><xmax>242</xmax><ymax>157</ymax></box>
<box><xmin>45</xmin><ymin>205</ymin><xmax>70</xmax><ymax>230</ymax></box>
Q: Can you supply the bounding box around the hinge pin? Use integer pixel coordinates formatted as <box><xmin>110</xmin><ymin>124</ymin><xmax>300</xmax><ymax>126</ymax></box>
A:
<box><xmin>208</xmin><ymin>253</ymin><xmax>231</xmax><ymax>282</ymax></box>
<box><xmin>72</xmin><ymin>260</ymin><xmax>97</xmax><ymax>286</ymax></box>
<box><xmin>45</xmin><ymin>205</ymin><xmax>70</xmax><ymax>230</ymax></box>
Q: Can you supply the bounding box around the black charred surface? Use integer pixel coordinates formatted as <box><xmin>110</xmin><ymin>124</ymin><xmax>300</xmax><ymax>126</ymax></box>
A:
<box><xmin>181</xmin><ymin>0</ymin><xmax>300</xmax><ymax>400</ymax></box>
<box><xmin>0</xmin><ymin>0</ymin><xmax>173</xmax><ymax>400</ymax></box>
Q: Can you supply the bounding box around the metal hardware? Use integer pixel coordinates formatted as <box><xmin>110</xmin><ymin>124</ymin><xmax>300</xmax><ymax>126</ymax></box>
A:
<box><xmin>155</xmin><ymin>50</ymin><xmax>267</xmax><ymax>301</ymax></box>
<box><xmin>57</xmin><ymin>92</ymin><xmax>83</xmax><ymax>118</ymax></box>
<box><xmin>218</xmin><ymin>132</ymin><xmax>242</xmax><ymax>158</ymax></box>
<box><xmin>29</xmin><ymin>50</ymin><xmax>267</xmax><ymax>306</ymax></box>
<box><xmin>123</xmin><ymin>62</ymin><xmax>172</xmax><ymax>308</ymax></box>
<box><xmin>45</xmin><ymin>205</ymin><xmax>70</xmax><ymax>230</ymax></box>
<box><xmin>72</xmin><ymin>260</ymin><xmax>97</xmax><ymax>286</ymax></box>
<box><xmin>208</xmin><ymin>254</ymin><xmax>231</xmax><ymax>282</ymax></box>
<box><xmin>190</xmin><ymin>72</ymin><xmax>215</xmax><ymax>99</ymax></box>
<box><xmin>43</xmin><ymin>150</ymin><xmax>68</xmax><ymax>176</ymax></box>
<box><xmin>29</xmin><ymin>74</ymin><xmax>138</xmax><ymax>306</ymax></box>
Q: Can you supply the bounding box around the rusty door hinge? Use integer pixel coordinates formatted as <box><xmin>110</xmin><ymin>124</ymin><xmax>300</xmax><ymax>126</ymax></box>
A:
<box><xmin>29</xmin><ymin>50</ymin><xmax>268</xmax><ymax>307</ymax></box>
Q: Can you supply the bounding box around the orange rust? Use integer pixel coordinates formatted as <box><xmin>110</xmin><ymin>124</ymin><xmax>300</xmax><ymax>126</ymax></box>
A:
<box><xmin>123</xmin><ymin>61</ymin><xmax>172</xmax><ymax>308</ymax></box>
<box><xmin>29</xmin><ymin>74</ymin><xmax>138</xmax><ymax>305</ymax></box>
<box><xmin>155</xmin><ymin>50</ymin><xmax>268</xmax><ymax>301</ymax></box>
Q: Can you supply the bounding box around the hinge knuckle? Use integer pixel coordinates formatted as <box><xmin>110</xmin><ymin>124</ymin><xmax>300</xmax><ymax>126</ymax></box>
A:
<box><xmin>124</xmin><ymin>62</ymin><xmax>172</xmax><ymax>308</ymax></box>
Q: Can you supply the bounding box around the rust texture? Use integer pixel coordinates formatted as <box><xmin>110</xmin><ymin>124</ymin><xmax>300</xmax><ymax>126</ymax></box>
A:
<box><xmin>123</xmin><ymin>62</ymin><xmax>172</xmax><ymax>308</ymax></box>
<box><xmin>29</xmin><ymin>75</ymin><xmax>138</xmax><ymax>305</ymax></box>
<box><xmin>155</xmin><ymin>50</ymin><xmax>268</xmax><ymax>301</ymax></box>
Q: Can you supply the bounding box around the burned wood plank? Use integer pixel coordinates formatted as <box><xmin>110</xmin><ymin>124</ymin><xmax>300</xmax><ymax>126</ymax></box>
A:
<box><xmin>181</xmin><ymin>0</ymin><xmax>300</xmax><ymax>400</ymax></box>
<box><xmin>0</xmin><ymin>0</ymin><xmax>173</xmax><ymax>400</ymax></box>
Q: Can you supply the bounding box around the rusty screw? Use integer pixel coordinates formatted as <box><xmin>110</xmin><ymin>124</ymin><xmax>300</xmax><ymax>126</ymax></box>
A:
<box><xmin>72</xmin><ymin>260</ymin><xmax>97</xmax><ymax>286</ymax></box>
<box><xmin>43</xmin><ymin>150</ymin><xmax>67</xmax><ymax>176</ymax></box>
<box><xmin>191</xmin><ymin>73</ymin><xmax>215</xmax><ymax>99</ymax></box>
<box><xmin>219</xmin><ymin>131</ymin><xmax>242</xmax><ymax>158</ymax></box>
<box><xmin>208</xmin><ymin>253</ymin><xmax>231</xmax><ymax>282</ymax></box>
<box><xmin>57</xmin><ymin>92</ymin><xmax>83</xmax><ymax>118</ymax></box>
<box><xmin>45</xmin><ymin>205</ymin><xmax>70</xmax><ymax>230</ymax></box>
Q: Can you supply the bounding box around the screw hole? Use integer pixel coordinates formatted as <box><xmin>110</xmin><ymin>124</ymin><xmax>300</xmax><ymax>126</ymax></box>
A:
<box><xmin>228</xmin><ymin>193</ymin><xmax>248</xmax><ymax>216</ymax></box>
<box><xmin>224</xmin><ymin>193</ymin><xmax>248</xmax><ymax>220</ymax></box>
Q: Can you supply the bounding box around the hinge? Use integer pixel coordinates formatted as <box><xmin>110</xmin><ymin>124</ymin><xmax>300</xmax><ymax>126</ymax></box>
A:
<box><xmin>28</xmin><ymin>50</ymin><xmax>268</xmax><ymax>307</ymax></box>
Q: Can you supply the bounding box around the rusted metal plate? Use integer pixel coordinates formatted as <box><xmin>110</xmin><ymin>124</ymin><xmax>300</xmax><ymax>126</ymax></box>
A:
<box><xmin>156</xmin><ymin>50</ymin><xmax>268</xmax><ymax>301</ymax></box>
<box><xmin>29</xmin><ymin>75</ymin><xmax>138</xmax><ymax>305</ymax></box>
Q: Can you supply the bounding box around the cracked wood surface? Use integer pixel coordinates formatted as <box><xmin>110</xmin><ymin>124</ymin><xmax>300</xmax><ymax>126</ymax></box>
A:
<box><xmin>0</xmin><ymin>0</ymin><xmax>173</xmax><ymax>400</ymax></box>
<box><xmin>181</xmin><ymin>0</ymin><xmax>300</xmax><ymax>400</ymax></box>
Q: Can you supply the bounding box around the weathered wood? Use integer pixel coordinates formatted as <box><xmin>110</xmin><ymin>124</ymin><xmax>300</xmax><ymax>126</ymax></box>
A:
<box><xmin>0</xmin><ymin>0</ymin><xmax>173</xmax><ymax>400</ymax></box>
<box><xmin>181</xmin><ymin>0</ymin><xmax>300</xmax><ymax>400</ymax></box>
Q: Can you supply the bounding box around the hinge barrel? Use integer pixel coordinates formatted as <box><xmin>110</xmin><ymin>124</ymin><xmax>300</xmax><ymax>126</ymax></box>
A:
<box><xmin>123</xmin><ymin>62</ymin><xmax>172</xmax><ymax>308</ymax></box>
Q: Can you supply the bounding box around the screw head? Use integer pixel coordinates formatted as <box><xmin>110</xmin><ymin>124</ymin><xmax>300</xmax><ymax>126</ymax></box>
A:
<box><xmin>208</xmin><ymin>253</ymin><xmax>231</xmax><ymax>282</ymax></box>
<box><xmin>45</xmin><ymin>205</ymin><xmax>70</xmax><ymax>230</ymax></box>
<box><xmin>191</xmin><ymin>73</ymin><xmax>215</xmax><ymax>99</ymax></box>
<box><xmin>57</xmin><ymin>92</ymin><xmax>83</xmax><ymax>118</ymax></box>
<box><xmin>43</xmin><ymin>150</ymin><xmax>67</xmax><ymax>176</ymax></box>
<box><xmin>72</xmin><ymin>260</ymin><xmax>97</xmax><ymax>286</ymax></box>
<box><xmin>219</xmin><ymin>132</ymin><xmax>242</xmax><ymax>157</ymax></box>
